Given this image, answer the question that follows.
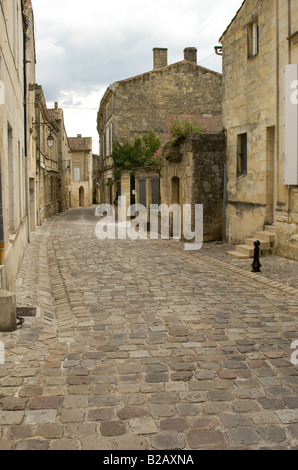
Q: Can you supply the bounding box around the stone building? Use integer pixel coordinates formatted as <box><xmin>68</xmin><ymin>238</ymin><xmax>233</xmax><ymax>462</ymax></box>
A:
<box><xmin>161</xmin><ymin>133</ymin><xmax>226</xmax><ymax>242</ymax></box>
<box><xmin>220</xmin><ymin>0</ymin><xmax>298</xmax><ymax>260</ymax></box>
<box><xmin>34</xmin><ymin>85</ymin><xmax>60</xmax><ymax>224</ymax></box>
<box><xmin>0</xmin><ymin>0</ymin><xmax>36</xmax><ymax>292</ymax></box>
<box><xmin>68</xmin><ymin>135</ymin><xmax>93</xmax><ymax>208</ymax></box>
<box><xmin>97</xmin><ymin>47</ymin><xmax>223</xmax><ymax>205</ymax></box>
<box><xmin>48</xmin><ymin>102</ymin><xmax>72</xmax><ymax>213</ymax></box>
<box><xmin>92</xmin><ymin>153</ymin><xmax>101</xmax><ymax>204</ymax></box>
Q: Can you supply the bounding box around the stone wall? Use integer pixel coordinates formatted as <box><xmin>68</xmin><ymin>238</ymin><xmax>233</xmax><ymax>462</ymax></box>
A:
<box><xmin>161</xmin><ymin>132</ymin><xmax>226</xmax><ymax>242</ymax></box>
<box><xmin>220</xmin><ymin>0</ymin><xmax>298</xmax><ymax>260</ymax></box>
<box><xmin>97</xmin><ymin>49</ymin><xmax>223</xmax><ymax>206</ymax></box>
<box><xmin>112</xmin><ymin>60</ymin><xmax>222</xmax><ymax>145</ymax></box>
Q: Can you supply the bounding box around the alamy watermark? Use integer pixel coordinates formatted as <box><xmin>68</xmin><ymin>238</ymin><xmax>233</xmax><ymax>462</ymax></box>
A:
<box><xmin>291</xmin><ymin>341</ymin><xmax>298</xmax><ymax>366</ymax></box>
<box><xmin>0</xmin><ymin>342</ymin><xmax>4</xmax><ymax>365</ymax></box>
<box><xmin>95</xmin><ymin>197</ymin><xmax>203</xmax><ymax>251</ymax></box>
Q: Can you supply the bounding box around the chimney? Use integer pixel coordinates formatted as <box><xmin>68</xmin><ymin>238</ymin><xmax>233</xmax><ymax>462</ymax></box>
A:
<box><xmin>184</xmin><ymin>47</ymin><xmax>197</xmax><ymax>64</ymax></box>
<box><xmin>153</xmin><ymin>48</ymin><xmax>168</xmax><ymax>70</ymax></box>
<box><xmin>55</xmin><ymin>101</ymin><xmax>58</xmax><ymax>110</ymax></box>
<box><xmin>77</xmin><ymin>134</ymin><xmax>82</xmax><ymax>138</ymax></box>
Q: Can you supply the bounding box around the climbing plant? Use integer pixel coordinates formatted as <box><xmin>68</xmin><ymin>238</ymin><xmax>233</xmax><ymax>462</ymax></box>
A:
<box><xmin>108</xmin><ymin>131</ymin><xmax>161</xmax><ymax>185</ymax></box>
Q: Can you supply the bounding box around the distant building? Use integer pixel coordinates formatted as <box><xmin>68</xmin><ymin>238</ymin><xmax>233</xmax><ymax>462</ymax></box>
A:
<box><xmin>48</xmin><ymin>102</ymin><xmax>72</xmax><ymax>213</ymax></box>
<box><xmin>97</xmin><ymin>47</ymin><xmax>222</xmax><ymax>205</ymax></box>
<box><xmin>220</xmin><ymin>0</ymin><xmax>298</xmax><ymax>260</ymax></box>
<box><xmin>35</xmin><ymin>85</ymin><xmax>60</xmax><ymax>224</ymax></box>
<box><xmin>68</xmin><ymin>135</ymin><xmax>93</xmax><ymax>208</ymax></box>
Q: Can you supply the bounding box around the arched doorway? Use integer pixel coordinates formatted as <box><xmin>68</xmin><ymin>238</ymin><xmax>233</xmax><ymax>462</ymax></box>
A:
<box><xmin>79</xmin><ymin>186</ymin><xmax>85</xmax><ymax>207</ymax></box>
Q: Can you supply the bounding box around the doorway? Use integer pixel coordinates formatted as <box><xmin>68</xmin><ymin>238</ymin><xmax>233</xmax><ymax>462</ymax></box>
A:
<box><xmin>266</xmin><ymin>127</ymin><xmax>275</xmax><ymax>225</ymax></box>
<box><xmin>79</xmin><ymin>186</ymin><xmax>85</xmax><ymax>207</ymax></box>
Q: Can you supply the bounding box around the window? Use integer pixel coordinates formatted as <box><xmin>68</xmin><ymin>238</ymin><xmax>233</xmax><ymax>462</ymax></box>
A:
<box><xmin>106</xmin><ymin>122</ymin><xmax>113</xmax><ymax>157</ymax></box>
<box><xmin>248</xmin><ymin>18</ymin><xmax>259</xmax><ymax>57</ymax></box>
<box><xmin>74</xmin><ymin>167</ymin><xmax>81</xmax><ymax>182</ymax></box>
<box><xmin>237</xmin><ymin>133</ymin><xmax>247</xmax><ymax>176</ymax></box>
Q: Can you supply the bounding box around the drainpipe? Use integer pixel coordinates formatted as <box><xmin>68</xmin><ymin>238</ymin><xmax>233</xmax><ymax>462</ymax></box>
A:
<box><xmin>275</xmin><ymin>0</ymin><xmax>280</xmax><ymax>225</ymax></box>
<box><xmin>22</xmin><ymin>3</ymin><xmax>30</xmax><ymax>243</ymax></box>
<box><xmin>287</xmin><ymin>0</ymin><xmax>292</xmax><ymax>222</ymax></box>
<box><xmin>0</xmin><ymin>159</ymin><xmax>4</xmax><ymax>265</ymax></box>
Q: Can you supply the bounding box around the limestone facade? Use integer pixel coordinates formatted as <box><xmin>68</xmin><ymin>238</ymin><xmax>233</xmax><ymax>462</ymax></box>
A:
<box><xmin>161</xmin><ymin>133</ymin><xmax>226</xmax><ymax>242</ymax></box>
<box><xmin>97</xmin><ymin>47</ymin><xmax>223</xmax><ymax>205</ymax></box>
<box><xmin>68</xmin><ymin>135</ymin><xmax>93</xmax><ymax>208</ymax></box>
<box><xmin>34</xmin><ymin>85</ymin><xmax>60</xmax><ymax>224</ymax></box>
<box><xmin>220</xmin><ymin>0</ymin><xmax>298</xmax><ymax>260</ymax></box>
<box><xmin>0</xmin><ymin>0</ymin><xmax>86</xmax><ymax>294</ymax></box>
<box><xmin>0</xmin><ymin>0</ymin><xmax>35</xmax><ymax>290</ymax></box>
<box><xmin>48</xmin><ymin>102</ymin><xmax>72</xmax><ymax>213</ymax></box>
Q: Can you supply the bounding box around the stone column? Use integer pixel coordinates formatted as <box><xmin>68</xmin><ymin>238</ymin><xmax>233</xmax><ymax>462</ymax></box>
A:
<box><xmin>0</xmin><ymin>290</ymin><xmax>17</xmax><ymax>331</ymax></box>
<box><xmin>120</xmin><ymin>171</ymin><xmax>131</xmax><ymax>220</ymax></box>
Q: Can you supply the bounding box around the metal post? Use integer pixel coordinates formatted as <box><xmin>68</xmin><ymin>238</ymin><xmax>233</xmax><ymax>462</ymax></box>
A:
<box><xmin>251</xmin><ymin>240</ymin><xmax>262</xmax><ymax>273</ymax></box>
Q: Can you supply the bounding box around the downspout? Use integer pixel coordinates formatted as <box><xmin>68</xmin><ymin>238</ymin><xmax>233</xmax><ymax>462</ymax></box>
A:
<box><xmin>22</xmin><ymin>2</ymin><xmax>30</xmax><ymax>243</ymax></box>
<box><xmin>287</xmin><ymin>0</ymin><xmax>292</xmax><ymax>221</ymax></box>
<box><xmin>275</xmin><ymin>0</ymin><xmax>280</xmax><ymax>225</ymax></box>
<box><xmin>0</xmin><ymin>6</ymin><xmax>5</xmax><ymax>264</ymax></box>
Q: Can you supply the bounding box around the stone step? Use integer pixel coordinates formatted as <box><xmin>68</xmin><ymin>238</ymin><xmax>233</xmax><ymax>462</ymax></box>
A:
<box><xmin>227</xmin><ymin>250</ymin><xmax>250</xmax><ymax>260</ymax></box>
<box><xmin>236</xmin><ymin>244</ymin><xmax>254</xmax><ymax>257</ymax></box>
<box><xmin>265</xmin><ymin>225</ymin><xmax>276</xmax><ymax>234</ymax></box>
<box><xmin>245</xmin><ymin>238</ymin><xmax>270</xmax><ymax>250</ymax></box>
<box><xmin>254</xmin><ymin>231</ymin><xmax>276</xmax><ymax>243</ymax></box>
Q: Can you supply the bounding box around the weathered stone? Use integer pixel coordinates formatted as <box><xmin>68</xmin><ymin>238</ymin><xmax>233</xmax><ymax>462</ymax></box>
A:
<box><xmin>35</xmin><ymin>424</ymin><xmax>64</xmax><ymax>439</ymax></box>
<box><xmin>117</xmin><ymin>406</ymin><xmax>147</xmax><ymax>420</ymax></box>
<box><xmin>160</xmin><ymin>418</ymin><xmax>187</xmax><ymax>432</ymax></box>
<box><xmin>208</xmin><ymin>390</ymin><xmax>234</xmax><ymax>401</ymax></box>
<box><xmin>145</xmin><ymin>373</ymin><xmax>168</xmax><ymax>383</ymax></box>
<box><xmin>25</xmin><ymin>410</ymin><xmax>57</xmax><ymax>425</ymax></box>
<box><xmin>29</xmin><ymin>396</ymin><xmax>62</xmax><ymax>410</ymax></box>
<box><xmin>14</xmin><ymin>440</ymin><xmax>49</xmax><ymax>451</ymax></box>
<box><xmin>188</xmin><ymin>430</ymin><xmax>225</xmax><ymax>449</ymax></box>
<box><xmin>60</xmin><ymin>409</ymin><xmax>85</xmax><ymax>423</ymax></box>
<box><xmin>227</xmin><ymin>427</ymin><xmax>261</xmax><ymax>445</ymax></box>
<box><xmin>100</xmin><ymin>421</ymin><xmax>126</xmax><ymax>436</ymax></box>
<box><xmin>1</xmin><ymin>397</ymin><xmax>27</xmax><ymax>411</ymax></box>
<box><xmin>7</xmin><ymin>425</ymin><xmax>34</xmax><ymax>439</ymax></box>
<box><xmin>258</xmin><ymin>426</ymin><xmax>287</xmax><ymax>443</ymax></box>
<box><xmin>152</xmin><ymin>433</ymin><xmax>186</xmax><ymax>450</ymax></box>
<box><xmin>0</xmin><ymin>411</ymin><xmax>24</xmax><ymax>425</ymax></box>
<box><xmin>50</xmin><ymin>439</ymin><xmax>80</xmax><ymax>450</ymax></box>
<box><xmin>129</xmin><ymin>418</ymin><xmax>157</xmax><ymax>435</ymax></box>
<box><xmin>0</xmin><ymin>290</ymin><xmax>17</xmax><ymax>332</ymax></box>
<box><xmin>171</xmin><ymin>371</ymin><xmax>193</xmax><ymax>382</ymax></box>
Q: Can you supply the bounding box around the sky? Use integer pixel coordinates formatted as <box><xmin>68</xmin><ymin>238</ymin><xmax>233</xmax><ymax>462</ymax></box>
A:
<box><xmin>31</xmin><ymin>0</ymin><xmax>244</xmax><ymax>154</ymax></box>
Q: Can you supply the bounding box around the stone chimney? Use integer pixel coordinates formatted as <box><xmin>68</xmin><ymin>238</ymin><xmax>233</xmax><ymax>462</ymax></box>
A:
<box><xmin>153</xmin><ymin>48</ymin><xmax>168</xmax><ymax>70</ymax></box>
<box><xmin>55</xmin><ymin>101</ymin><xmax>59</xmax><ymax>110</ymax></box>
<box><xmin>184</xmin><ymin>47</ymin><xmax>197</xmax><ymax>64</ymax></box>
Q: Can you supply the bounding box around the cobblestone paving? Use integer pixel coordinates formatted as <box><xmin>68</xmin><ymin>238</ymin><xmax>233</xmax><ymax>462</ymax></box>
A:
<box><xmin>1</xmin><ymin>206</ymin><xmax>298</xmax><ymax>450</ymax></box>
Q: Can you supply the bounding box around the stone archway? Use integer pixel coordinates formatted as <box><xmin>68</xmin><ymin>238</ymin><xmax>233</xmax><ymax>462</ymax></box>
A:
<box><xmin>79</xmin><ymin>186</ymin><xmax>85</xmax><ymax>207</ymax></box>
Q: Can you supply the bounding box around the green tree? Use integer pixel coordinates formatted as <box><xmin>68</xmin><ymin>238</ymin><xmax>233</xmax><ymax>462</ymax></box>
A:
<box><xmin>109</xmin><ymin>132</ymin><xmax>161</xmax><ymax>185</ymax></box>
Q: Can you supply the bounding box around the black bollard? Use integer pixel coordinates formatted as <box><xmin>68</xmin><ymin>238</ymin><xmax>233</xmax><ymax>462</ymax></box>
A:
<box><xmin>251</xmin><ymin>240</ymin><xmax>261</xmax><ymax>273</ymax></box>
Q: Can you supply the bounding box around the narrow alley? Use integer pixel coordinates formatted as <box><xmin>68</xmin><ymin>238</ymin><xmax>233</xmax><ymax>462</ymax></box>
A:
<box><xmin>1</xmin><ymin>207</ymin><xmax>298</xmax><ymax>450</ymax></box>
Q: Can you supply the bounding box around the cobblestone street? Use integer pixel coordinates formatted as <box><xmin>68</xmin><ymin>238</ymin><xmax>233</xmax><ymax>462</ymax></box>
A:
<box><xmin>1</xmin><ymin>206</ymin><xmax>298</xmax><ymax>450</ymax></box>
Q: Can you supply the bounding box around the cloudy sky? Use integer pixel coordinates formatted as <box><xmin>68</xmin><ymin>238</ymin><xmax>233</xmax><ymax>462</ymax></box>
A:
<box><xmin>31</xmin><ymin>0</ymin><xmax>243</xmax><ymax>153</ymax></box>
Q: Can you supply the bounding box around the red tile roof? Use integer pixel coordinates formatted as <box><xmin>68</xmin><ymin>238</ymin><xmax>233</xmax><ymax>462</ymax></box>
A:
<box><xmin>68</xmin><ymin>136</ymin><xmax>92</xmax><ymax>152</ymax></box>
